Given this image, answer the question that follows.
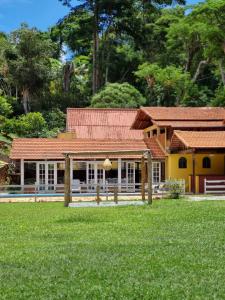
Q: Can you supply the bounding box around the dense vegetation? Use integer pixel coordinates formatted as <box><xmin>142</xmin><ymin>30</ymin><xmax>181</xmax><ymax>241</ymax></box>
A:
<box><xmin>0</xmin><ymin>0</ymin><xmax>225</xmax><ymax>140</ymax></box>
<box><xmin>1</xmin><ymin>200</ymin><xmax>225</xmax><ymax>299</ymax></box>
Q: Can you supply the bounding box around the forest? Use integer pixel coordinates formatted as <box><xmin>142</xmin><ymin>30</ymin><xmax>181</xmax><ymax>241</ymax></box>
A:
<box><xmin>0</xmin><ymin>0</ymin><xmax>224</xmax><ymax>144</ymax></box>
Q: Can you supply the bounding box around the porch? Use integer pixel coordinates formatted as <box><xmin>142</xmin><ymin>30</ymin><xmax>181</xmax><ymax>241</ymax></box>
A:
<box><xmin>11</xmin><ymin>158</ymin><xmax>165</xmax><ymax>194</ymax></box>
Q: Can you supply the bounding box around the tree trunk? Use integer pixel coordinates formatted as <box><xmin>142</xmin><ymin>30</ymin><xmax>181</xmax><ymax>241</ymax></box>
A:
<box><xmin>63</xmin><ymin>62</ymin><xmax>74</xmax><ymax>92</ymax></box>
<box><xmin>92</xmin><ymin>1</ymin><xmax>100</xmax><ymax>95</ymax></box>
<box><xmin>219</xmin><ymin>60</ymin><xmax>225</xmax><ymax>86</ymax></box>
<box><xmin>192</xmin><ymin>60</ymin><xmax>208</xmax><ymax>82</ymax></box>
<box><xmin>22</xmin><ymin>88</ymin><xmax>30</xmax><ymax>114</ymax></box>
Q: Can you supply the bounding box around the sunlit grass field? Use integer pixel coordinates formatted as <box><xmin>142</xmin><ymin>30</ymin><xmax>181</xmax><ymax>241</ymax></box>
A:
<box><xmin>0</xmin><ymin>200</ymin><xmax>225</xmax><ymax>299</ymax></box>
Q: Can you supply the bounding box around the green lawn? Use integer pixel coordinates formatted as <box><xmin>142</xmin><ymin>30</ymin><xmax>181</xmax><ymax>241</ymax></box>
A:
<box><xmin>0</xmin><ymin>200</ymin><xmax>225</xmax><ymax>299</ymax></box>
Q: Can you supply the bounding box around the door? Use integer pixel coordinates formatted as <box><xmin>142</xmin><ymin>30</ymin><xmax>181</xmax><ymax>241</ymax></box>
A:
<box><xmin>152</xmin><ymin>162</ymin><xmax>161</xmax><ymax>184</ymax></box>
<box><xmin>126</xmin><ymin>162</ymin><xmax>135</xmax><ymax>192</ymax></box>
<box><xmin>87</xmin><ymin>162</ymin><xmax>105</xmax><ymax>191</ymax></box>
<box><xmin>37</xmin><ymin>162</ymin><xmax>57</xmax><ymax>191</ymax></box>
<box><xmin>87</xmin><ymin>163</ymin><xmax>95</xmax><ymax>191</ymax></box>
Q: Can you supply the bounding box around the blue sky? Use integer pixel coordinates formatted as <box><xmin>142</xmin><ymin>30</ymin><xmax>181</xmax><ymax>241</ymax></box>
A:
<box><xmin>0</xmin><ymin>0</ymin><xmax>202</xmax><ymax>33</ymax></box>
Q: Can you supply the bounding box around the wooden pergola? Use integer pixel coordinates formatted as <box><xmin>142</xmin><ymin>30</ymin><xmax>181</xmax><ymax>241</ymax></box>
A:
<box><xmin>63</xmin><ymin>149</ymin><xmax>153</xmax><ymax>207</ymax></box>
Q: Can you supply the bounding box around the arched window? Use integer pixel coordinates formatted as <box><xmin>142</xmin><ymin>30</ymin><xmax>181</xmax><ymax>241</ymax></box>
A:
<box><xmin>203</xmin><ymin>157</ymin><xmax>211</xmax><ymax>168</ymax></box>
<box><xmin>179</xmin><ymin>157</ymin><xmax>187</xmax><ymax>169</ymax></box>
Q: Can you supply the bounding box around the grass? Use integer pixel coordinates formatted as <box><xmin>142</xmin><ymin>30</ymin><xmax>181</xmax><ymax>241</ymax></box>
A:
<box><xmin>0</xmin><ymin>200</ymin><xmax>225</xmax><ymax>299</ymax></box>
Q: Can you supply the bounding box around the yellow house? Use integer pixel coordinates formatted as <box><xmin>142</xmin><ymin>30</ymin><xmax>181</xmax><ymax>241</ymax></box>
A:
<box><xmin>132</xmin><ymin>107</ymin><xmax>225</xmax><ymax>193</ymax></box>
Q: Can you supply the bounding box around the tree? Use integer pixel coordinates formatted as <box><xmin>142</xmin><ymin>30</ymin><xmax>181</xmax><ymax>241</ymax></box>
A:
<box><xmin>0</xmin><ymin>96</ymin><xmax>13</xmax><ymax>117</ymax></box>
<box><xmin>58</xmin><ymin>0</ymin><xmax>186</xmax><ymax>94</ymax></box>
<box><xmin>91</xmin><ymin>82</ymin><xmax>146</xmax><ymax>108</ymax></box>
<box><xmin>4</xmin><ymin>24</ymin><xmax>54</xmax><ymax>113</ymax></box>
<box><xmin>1</xmin><ymin>112</ymin><xmax>47</xmax><ymax>137</ymax></box>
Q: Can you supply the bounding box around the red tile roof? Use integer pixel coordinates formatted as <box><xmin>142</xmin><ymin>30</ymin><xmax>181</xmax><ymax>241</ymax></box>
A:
<box><xmin>171</xmin><ymin>131</ymin><xmax>225</xmax><ymax>149</ymax></box>
<box><xmin>10</xmin><ymin>138</ymin><xmax>165</xmax><ymax>160</ymax></box>
<box><xmin>67</xmin><ymin>108</ymin><xmax>143</xmax><ymax>139</ymax></box>
<box><xmin>152</xmin><ymin>120</ymin><xmax>225</xmax><ymax>128</ymax></box>
<box><xmin>132</xmin><ymin>107</ymin><xmax>225</xmax><ymax>129</ymax></box>
<box><xmin>144</xmin><ymin>138</ymin><xmax>166</xmax><ymax>159</ymax></box>
<box><xmin>142</xmin><ymin>107</ymin><xmax>225</xmax><ymax>120</ymax></box>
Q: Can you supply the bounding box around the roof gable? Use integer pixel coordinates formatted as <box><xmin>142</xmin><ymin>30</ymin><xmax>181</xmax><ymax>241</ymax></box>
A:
<box><xmin>132</xmin><ymin>107</ymin><xmax>225</xmax><ymax>129</ymax></box>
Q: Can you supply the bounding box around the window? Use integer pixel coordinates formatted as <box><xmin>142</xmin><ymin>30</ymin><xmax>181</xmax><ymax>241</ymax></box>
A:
<box><xmin>152</xmin><ymin>162</ymin><xmax>161</xmax><ymax>183</ymax></box>
<box><xmin>203</xmin><ymin>157</ymin><xmax>211</xmax><ymax>168</ymax></box>
<box><xmin>179</xmin><ymin>157</ymin><xmax>187</xmax><ymax>169</ymax></box>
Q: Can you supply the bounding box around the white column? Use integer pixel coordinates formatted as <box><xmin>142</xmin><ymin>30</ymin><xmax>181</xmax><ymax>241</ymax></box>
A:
<box><xmin>54</xmin><ymin>163</ymin><xmax>57</xmax><ymax>189</ymax></box>
<box><xmin>20</xmin><ymin>159</ymin><xmax>24</xmax><ymax>187</ymax></box>
<box><xmin>36</xmin><ymin>162</ymin><xmax>39</xmax><ymax>186</ymax></box>
<box><xmin>118</xmin><ymin>158</ymin><xmax>122</xmax><ymax>192</ymax></box>
<box><xmin>70</xmin><ymin>158</ymin><xmax>73</xmax><ymax>187</ymax></box>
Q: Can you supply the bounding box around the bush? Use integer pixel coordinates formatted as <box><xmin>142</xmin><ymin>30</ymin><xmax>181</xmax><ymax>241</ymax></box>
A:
<box><xmin>0</xmin><ymin>96</ymin><xmax>13</xmax><ymax>117</ymax></box>
<box><xmin>165</xmin><ymin>180</ymin><xmax>184</xmax><ymax>199</ymax></box>
<box><xmin>2</xmin><ymin>112</ymin><xmax>48</xmax><ymax>137</ymax></box>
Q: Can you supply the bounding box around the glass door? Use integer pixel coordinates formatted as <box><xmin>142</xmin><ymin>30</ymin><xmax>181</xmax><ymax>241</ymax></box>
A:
<box><xmin>87</xmin><ymin>162</ymin><xmax>105</xmax><ymax>191</ymax></box>
<box><xmin>126</xmin><ymin>162</ymin><xmax>135</xmax><ymax>192</ymax></box>
<box><xmin>152</xmin><ymin>162</ymin><xmax>161</xmax><ymax>184</ymax></box>
<box><xmin>87</xmin><ymin>163</ymin><xmax>95</xmax><ymax>191</ymax></box>
<box><xmin>97</xmin><ymin>163</ymin><xmax>105</xmax><ymax>191</ymax></box>
<box><xmin>39</xmin><ymin>163</ymin><xmax>45</xmax><ymax>191</ymax></box>
<box><xmin>47</xmin><ymin>163</ymin><xmax>55</xmax><ymax>190</ymax></box>
<box><xmin>37</xmin><ymin>162</ymin><xmax>56</xmax><ymax>191</ymax></box>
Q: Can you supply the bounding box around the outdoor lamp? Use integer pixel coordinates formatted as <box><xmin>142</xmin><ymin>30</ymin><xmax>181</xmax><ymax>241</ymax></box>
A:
<box><xmin>103</xmin><ymin>158</ymin><xmax>112</xmax><ymax>171</ymax></box>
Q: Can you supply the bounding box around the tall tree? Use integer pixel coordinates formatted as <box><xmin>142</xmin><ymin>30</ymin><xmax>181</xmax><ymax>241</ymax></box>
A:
<box><xmin>4</xmin><ymin>24</ymin><xmax>54</xmax><ymax>113</ymax></box>
<box><xmin>58</xmin><ymin>0</ymin><xmax>185</xmax><ymax>94</ymax></box>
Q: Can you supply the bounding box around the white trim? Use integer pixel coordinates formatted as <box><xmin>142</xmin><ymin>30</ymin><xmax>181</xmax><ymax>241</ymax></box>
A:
<box><xmin>118</xmin><ymin>158</ymin><xmax>122</xmax><ymax>192</ymax></box>
<box><xmin>70</xmin><ymin>158</ymin><xmax>73</xmax><ymax>186</ymax></box>
<box><xmin>20</xmin><ymin>159</ymin><xmax>24</xmax><ymax>186</ymax></box>
<box><xmin>152</xmin><ymin>161</ymin><xmax>161</xmax><ymax>184</ymax></box>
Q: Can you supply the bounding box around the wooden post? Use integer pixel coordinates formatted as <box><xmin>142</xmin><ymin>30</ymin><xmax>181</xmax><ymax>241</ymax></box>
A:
<box><xmin>147</xmin><ymin>151</ymin><xmax>152</xmax><ymax>205</ymax></box>
<box><xmin>192</xmin><ymin>152</ymin><xmax>196</xmax><ymax>194</ymax></box>
<box><xmin>96</xmin><ymin>184</ymin><xmax>101</xmax><ymax>205</ymax></box>
<box><xmin>64</xmin><ymin>154</ymin><xmax>72</xmax><ymax>207</ymax></box>
<box><xmin>141</xmin><ymin>156</ymin><xmax>146</xmax><ymax>201</ymax></box>
<box><xmin>114</xmin><ymin>185</ymin><xmax>118</xmax><ymax>204</ymax></box>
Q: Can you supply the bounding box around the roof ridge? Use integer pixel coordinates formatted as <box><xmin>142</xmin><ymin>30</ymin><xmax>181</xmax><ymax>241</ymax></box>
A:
<box><xmin>67</xmin><ymin>108</ymin><xmax>138</xmax><ymax>111</ymax></box>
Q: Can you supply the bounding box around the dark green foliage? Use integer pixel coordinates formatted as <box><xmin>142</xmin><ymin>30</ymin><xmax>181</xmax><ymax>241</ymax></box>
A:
<box><xmin>0</xmin><ymin>0</ymin><xmax>224</xmax><ymax>139</ymax></box>
<box><xmin>91</xmin><ymin>82</ymin><xmax>146</xmax><ymax>108</ymax></box>
<box><xmin>43</xmin><ymin>108</ymin><xmax>66</xmax><ymax>132</ymax></box>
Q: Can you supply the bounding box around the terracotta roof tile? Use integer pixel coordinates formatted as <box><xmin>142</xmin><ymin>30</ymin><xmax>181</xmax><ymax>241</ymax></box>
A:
<box><xmin>153</xmin><ymin>120</ymin><xmax>225</xmax><ymax>128</ymax></box>
<box><xmin>67</xmin><ymin>108</ymin><xmax>143</xmax><ymax>139</ymax></box>
<box><xmin>142</xmin><ymin>107</ymin><xmax>225</xmax><ymax>120</ymax></box>
<box><xmin>144</xmin><ymin>138</ymin><xmax>166</xmax><ymax>159</ymax></box>
<box><xmin>10</xmin><ymin>137</ymin><xmax>165</xmax><ymax>160</ymax></box>
<box><xmin>171</xmin><ymin>131</ymin><xmax>225</xmax><ymax>149</ymax></box>
<box><xmin>10</xmin><ymin>138</ymin><xmax>148</xmax><ymax>160</ymax></box>
<box><xmin>132</xmin><ymin>107</ymin><xmax>225</xmax><ymax>129</ymax></box>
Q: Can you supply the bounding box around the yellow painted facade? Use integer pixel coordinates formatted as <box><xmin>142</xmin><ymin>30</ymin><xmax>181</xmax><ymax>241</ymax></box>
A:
<box><xmin>166</xmin><ymin>153</ymin><xmax>225</xmax><ymax>192</ymax></box>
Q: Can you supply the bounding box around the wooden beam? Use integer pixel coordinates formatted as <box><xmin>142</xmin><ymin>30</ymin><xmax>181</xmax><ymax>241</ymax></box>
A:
<box><xmin>63</xmin><ymin>150</ymin><xmax>147</xmax><ymax>158</ymax></box>
<box><xmin>147</xmin><ymin>151</ymin><xmax>152</xmax><ymax>205</ymax></box>
<box><xmin>141</xmin><ymin>156</ymin><xmax>146</xmax><ymax>201</ymax></box>
<box><xmin>64</xmin><ymin>154</ymin><xmax>72</xmax><ymax>207</ymax></box>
